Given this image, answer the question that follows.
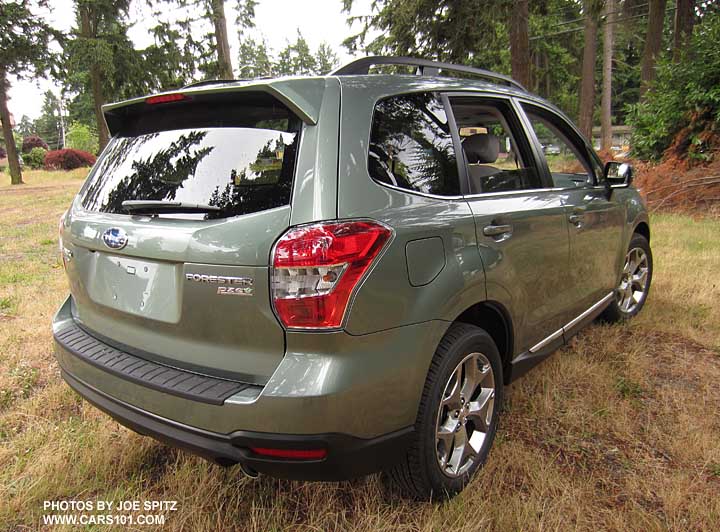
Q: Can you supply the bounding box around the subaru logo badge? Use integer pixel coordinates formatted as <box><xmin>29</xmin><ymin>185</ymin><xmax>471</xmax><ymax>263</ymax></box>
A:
<box><xmin>102</xmin><ymin>227</ymin><xmax>128</xmax><ymax>250</ymax></box>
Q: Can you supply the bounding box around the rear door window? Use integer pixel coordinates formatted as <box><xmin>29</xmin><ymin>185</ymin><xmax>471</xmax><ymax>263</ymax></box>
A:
<box><xmin>448</xmin><ymin>97</ymin><xmax>543</xmax><ymax>194</ymax></box>
<box><xmin>80</xmin><ymin>94</ymin><xmax>301</xmax><ymax>219</ymax></box>
<box><xmin>368</xmin><ymin>93</ymin><xmax>460</xmax><ymax>196</ymax></box>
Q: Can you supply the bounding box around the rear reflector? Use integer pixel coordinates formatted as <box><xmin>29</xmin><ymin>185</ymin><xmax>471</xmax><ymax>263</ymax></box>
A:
<box><xmin>145</xmin><ymin>93</ymin><xmax>187</xmax><ymax>105</ymax></box>
<box><xmin>250</xmin><ymin>447</ymin><xmax>327</xmax><ymax>460</ymax></box>
<box><xmin>271</xmin><ymin>220</ymin><xmax>392</xmax><ymax>329</ymax></box>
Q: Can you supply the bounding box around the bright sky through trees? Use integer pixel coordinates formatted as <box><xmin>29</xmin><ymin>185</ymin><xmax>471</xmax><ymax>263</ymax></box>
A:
<box><xmin>7</xmin><ymin>0</ymin><xmax>374</xmax><ymax>119</ymax></box>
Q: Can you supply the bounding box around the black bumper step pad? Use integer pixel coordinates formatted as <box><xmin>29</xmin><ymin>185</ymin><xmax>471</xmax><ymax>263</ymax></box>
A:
<box><xmin>54</xmin><ymin>322</ymin><xmax>254</xmax><ymax>405</ymax></box>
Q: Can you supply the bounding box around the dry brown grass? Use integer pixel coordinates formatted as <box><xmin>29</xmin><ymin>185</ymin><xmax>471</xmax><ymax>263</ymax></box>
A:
<box><xmin>0</xmin><ymin>171</ymin><xmax>719</xmax><ymax>531</ymax></box>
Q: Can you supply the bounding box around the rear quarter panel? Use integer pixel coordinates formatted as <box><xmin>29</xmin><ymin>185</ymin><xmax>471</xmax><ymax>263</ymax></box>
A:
<box><xmin>336</xmin><ymin>78</ymin><xmax>487</xmax><ymax>336</ymax></box>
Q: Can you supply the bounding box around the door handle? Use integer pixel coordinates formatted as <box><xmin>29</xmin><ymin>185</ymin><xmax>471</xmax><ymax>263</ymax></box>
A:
<box><xmin>483</xmin><ymin>224</ymin><xmax>513</xmax><ymax>239</ymax></box>
<box><xmin>568</xmin><ymin>214</ymin><xmax>584</xmax><ymax>226</ymax></box>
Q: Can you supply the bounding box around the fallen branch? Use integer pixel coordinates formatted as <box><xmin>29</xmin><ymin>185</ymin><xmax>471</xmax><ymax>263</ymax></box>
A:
<box><xmin>650</xmin><ymin>180</ymin><xmax>720</xmax><ymax>212</ymax></box>
<box><xmin>644</xmin><ymin>174</ymin><xmax>720</xmax><ymax>196</ymax></box>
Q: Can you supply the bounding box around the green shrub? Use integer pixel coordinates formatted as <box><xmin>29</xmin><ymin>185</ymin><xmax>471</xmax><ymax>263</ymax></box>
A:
<box><xmin>627</xmin><ymin>11</ymin><xmax>720</xmax><ymax>161</ymax></box>
<box><xmin>21</xmin><ymin>147</ymin><xmax>47</xmax><ymax>169</ymax></box>
<box><xmin>65</xmin><ymin>122</ymin><xmax>99</xmax><ymax>155</ymax></box>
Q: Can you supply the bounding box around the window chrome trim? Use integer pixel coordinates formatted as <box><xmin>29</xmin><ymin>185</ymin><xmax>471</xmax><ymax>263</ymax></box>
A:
<box><xmin>369</xmin><ymin>180</ymin><xmax>466</xmax><ymax>201</ymax></box>
<box><xmin>463</xmin><ymin>186</ymin><xmax>563</xmax><ymax>200</ymax></box>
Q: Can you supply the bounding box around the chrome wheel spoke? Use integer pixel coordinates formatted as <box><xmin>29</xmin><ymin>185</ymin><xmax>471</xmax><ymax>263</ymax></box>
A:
<box><xmin>460</xmin><ymin>357</ymin><xmax>480</xmax><ymax>399</ymax></box>
<box><xmin>438</xmin><ymin>417</ymin><xmax>459</xmax><ymax>441</ymax></box>
<box><xmin>446</xmin><ymin>426</ymin><xmax>469</xmax><ymax>476</ymax></box>
<box><xmin>436</xmin><ymin>419</ymin><xmax>458</xmax><ymax>467</ymax></box>
<box><xmin>441</xmin><ymin>366</ymin><xmax>463</xmax><ymax>408</ymax></box>
<box><xmin>457</xmin><ymin>431</ymin><xmax>478</xmax><ymax>470</ymax></box>
<box><xmin>632</xmin><ymin>268</ymin><xmax>647</xmax><ymax>287</ymax></box>
<box><xmin>466</xmin><ymin>388</ymin><xmax>494</xmax><ymax>431</ymax></box>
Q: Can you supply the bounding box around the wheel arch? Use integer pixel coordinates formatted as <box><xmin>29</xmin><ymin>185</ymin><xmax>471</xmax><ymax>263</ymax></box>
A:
<box><xmin>453</xmin><ymin>300</ymin><xmax>514</xmax><ymax>383</ymax></box>
<box><xmin>634</xmin><ymin>220</ymin><xmax>650</xmax><ymax>242</ymax></box>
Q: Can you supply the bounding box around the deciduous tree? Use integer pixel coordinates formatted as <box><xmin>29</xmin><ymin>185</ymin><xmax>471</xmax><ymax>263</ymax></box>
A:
<box><xmin>0</xmin><ymin>0</ymin><xmax>57</xmax><ymax>184</ymax></box>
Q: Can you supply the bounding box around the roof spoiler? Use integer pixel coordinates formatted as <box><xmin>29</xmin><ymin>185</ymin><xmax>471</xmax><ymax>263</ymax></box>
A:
<box><xmin>102</xmin><ymin>78</ymin><xmax>328</xmax><ymax>135</ymax></box>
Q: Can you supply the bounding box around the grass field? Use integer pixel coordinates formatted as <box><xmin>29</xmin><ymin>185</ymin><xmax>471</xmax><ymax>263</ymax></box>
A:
<box><xmin>1</xmin><ymin>170</ymin><xmax>719</xmax><ymax>531</ymax></box>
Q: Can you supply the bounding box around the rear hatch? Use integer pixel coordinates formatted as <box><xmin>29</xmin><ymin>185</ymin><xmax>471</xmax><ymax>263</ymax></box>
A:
<box><xmin>62</xmin><ymin>90</ymin><xmax>304</xmax><ymax>384</ymax></box>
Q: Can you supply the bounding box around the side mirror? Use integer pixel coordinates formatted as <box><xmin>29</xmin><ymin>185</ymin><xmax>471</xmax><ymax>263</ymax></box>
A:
<box><xmin>604</xmin><ymin>161</ymin><xmax>633</xmax><ymax>187</ymax></box>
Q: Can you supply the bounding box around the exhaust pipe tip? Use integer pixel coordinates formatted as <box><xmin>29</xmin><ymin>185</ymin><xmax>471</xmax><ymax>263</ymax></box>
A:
<box><xmin>239</xmin><ymin>462</ymin><xmax>259</xmax><ymax>479</ymax></box>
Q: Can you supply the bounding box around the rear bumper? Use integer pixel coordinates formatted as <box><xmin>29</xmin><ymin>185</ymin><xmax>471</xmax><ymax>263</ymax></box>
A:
<box><xmin>61</xmin><ymin>368</ymin><xmax>413</xmax><ymax>480</ymax></box>
<box><xmin>53</xmin><ymin>295</ymin><xmax>448</xmax><ymax>479</ymax></box>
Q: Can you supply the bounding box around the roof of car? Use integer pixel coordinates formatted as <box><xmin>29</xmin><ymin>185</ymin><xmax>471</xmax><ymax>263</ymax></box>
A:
<box><xmin>103</xmin><ymin>57</ymin><xmax>559</xmax><ymax>127</ymax></box>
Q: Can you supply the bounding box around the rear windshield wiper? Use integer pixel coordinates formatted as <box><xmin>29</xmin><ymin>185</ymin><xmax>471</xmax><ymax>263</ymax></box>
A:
<box><xmin>121</xmin><ymin>200</ymin><xmax>221</xmax><ymax>214</ymax></box>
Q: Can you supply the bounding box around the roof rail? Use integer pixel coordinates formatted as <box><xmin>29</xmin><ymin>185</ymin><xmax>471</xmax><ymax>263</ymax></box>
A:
<box><xmin>330</xmin><ymin>56</ymin><xmax>527</xmax><ymax>92</ymax></box>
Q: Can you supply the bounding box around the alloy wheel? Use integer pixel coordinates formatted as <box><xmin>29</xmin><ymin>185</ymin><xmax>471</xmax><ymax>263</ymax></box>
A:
<box><xmin>435</xmin><ymin>352</ymin><xmax>495</xmax><ymax>478</ymax></box>
<box><xmin>617</xmin><ymin>247</ymin><xmax>649</xmax><ymax>314</ymax></box>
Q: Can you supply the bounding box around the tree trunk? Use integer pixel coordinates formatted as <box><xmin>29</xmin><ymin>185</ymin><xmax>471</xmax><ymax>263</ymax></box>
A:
<box><xmin>211</xmin><ymin>0</ymin><xmax>233</xmax><ymax>79</ymax></box>
<box><xmin>601</xmin><ymin>0</ymin><xmax>615</xmax><ymax>151</ymax></box>
<box><xmin>673</xmin><ymin>0</ymin><xmax>695</xmax><ymax>61</ymax></box>
<box><xmin>80</xmin><ymin>7</ymin><xmax>109</xmax><ymax>151</ymax></box>
<box><xmin>640</xmin><ymin>0</ymin><xmax>668</xmax><ymax>95</ymax></box>
<box><xmin>0</xmin><ymin>68</ymin><xmax>23</xmax><ymax>185</ymax></box>
<box><xmin>90</xmin><ymin>63</ymin><xmax>108</xmax><ymax>150</ymax></box>
<box><xmin>578</xmin><ymin>1</ymin><xmax>599</xmax><ymax>140</ymax></box>
<box><xmin>509</xmin><ymin>0</ymin><xmax>530</xmax><ymax>88</ymax></box>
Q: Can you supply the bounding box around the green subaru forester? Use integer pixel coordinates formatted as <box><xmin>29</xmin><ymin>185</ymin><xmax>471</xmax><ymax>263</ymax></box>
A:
<box><xmin>53</xmin><ymin>57</ymin><xmax>652</xmax><ymax>499</ymax></box>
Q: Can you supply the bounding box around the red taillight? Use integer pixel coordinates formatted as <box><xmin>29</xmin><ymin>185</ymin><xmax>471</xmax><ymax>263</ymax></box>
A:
<box><xmin>271</xmin><ymin>220</ymin><xmax>392</xmax><ymax>329</ymax></box>
<box><xmin>145</xmin><ymin>93</ymin><xmax>187</xmax><ymax>105</ymax></box>
<box><xmin>250</xmin><ymin>447</ymin><xmax>327</xmax><ymax>460</ymax></box>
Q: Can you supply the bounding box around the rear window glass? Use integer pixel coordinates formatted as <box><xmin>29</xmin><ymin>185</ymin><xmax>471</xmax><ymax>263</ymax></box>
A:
<box><xmin>80</xmin><ymin>96</ymin><xmax>301</xmax><ymax>220</ymax></box>
<box><xmin>368</xmin><ymin>93</ymin><xmax>460</xmax><ymax>197</ymax></box>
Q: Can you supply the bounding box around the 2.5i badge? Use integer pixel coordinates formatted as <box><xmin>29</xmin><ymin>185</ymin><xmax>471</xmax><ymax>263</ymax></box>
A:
<box><xmin>185</xmin><ymin>273</ymin><xmax>254</xmax><ymax>296</ymax></box>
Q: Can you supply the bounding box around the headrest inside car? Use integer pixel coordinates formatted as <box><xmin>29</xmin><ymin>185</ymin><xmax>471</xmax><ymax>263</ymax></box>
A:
<box><xmin>463</xmin><ymin>133</ymin><xmax>500</xmax><ymax>164</ymax></box>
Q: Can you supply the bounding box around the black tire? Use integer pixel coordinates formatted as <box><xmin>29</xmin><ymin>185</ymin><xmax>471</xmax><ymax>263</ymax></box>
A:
<box><xmin>384</xmin><ymin>322</ymin><xmax>503</xmax><ymax>500</ymax></box>
<box><xmin>602</xmin><ymin>233</ymin><xmax>653</xmax><ymax>322</ymax></box>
